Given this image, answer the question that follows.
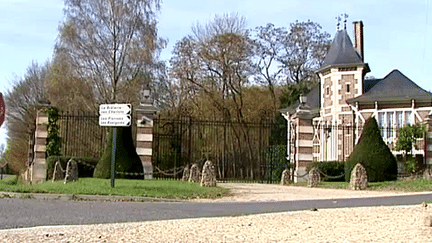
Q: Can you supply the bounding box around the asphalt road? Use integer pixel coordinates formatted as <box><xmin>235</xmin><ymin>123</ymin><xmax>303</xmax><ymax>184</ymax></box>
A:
<box><xmin>1</xmin><ymin>193</ymin><xmax>432</xmax><ymax>230</ymax></box>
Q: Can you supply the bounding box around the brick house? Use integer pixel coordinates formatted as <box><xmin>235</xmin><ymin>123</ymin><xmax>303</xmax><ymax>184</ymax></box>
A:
<box><xmin>282</xmin><ymin>21</ymin><xmax>432</xmax><ymax>182</ymax></box>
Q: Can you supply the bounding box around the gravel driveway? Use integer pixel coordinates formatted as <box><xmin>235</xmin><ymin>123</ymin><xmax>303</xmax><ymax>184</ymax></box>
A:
<box><xmin>192</xmin><ymin>183</ymin><xmax>410</xmax><ymax>202</ymax></box>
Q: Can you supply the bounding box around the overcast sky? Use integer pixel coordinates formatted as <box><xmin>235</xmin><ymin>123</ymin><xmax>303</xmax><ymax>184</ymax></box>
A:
<box><xmin>0</xmin><ymin>0</ymin><xmax>431</xmax><ymax>145</ymax></box>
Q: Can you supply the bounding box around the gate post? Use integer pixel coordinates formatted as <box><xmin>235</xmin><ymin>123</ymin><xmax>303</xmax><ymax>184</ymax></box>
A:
<box><xmin>31</xmin><ymin>100</ymin><xmax>50</xmax><ymax>184</ymax></box>
<box><xmin>425</xmin><ymin>112</ymin><xmax>432</xmax><ymax>167</ymax></box>
<box><xmin>291</xmin><ymin>99</ymin><xmax>314</xmax><ymax>183</ymax></box>
<box><xmin>135</xmin><ymin>102</ymin><xmax>158</xmax><ymax>179</ymax></box>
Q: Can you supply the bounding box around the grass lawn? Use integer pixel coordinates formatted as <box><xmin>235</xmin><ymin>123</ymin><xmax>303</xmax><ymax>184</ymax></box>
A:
<box><xmin>0</xmin><ymin>177</ymin><xmax>232</xmax><ymax>200</ymax></box>
<box><xmin>1</xmin><ymin>176</ymin><xmax>432</xmax><ymax>200</ymax></box>
<box><xmin>292</xmin><ymin>179</ymin><xmax>432</xmax><ymax>192</ymax></box>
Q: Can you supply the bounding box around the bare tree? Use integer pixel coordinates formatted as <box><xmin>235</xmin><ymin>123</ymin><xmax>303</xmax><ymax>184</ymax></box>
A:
<box><xmin>253</xmin><ymin>20</ymin><xmax>330</xmax><ymax>110</ymax></box>
<box><xmin>278</xmin><ymin>20</ymin><xmax>331</xmax><ymax>84</ymax></box>
<box><xmin>4</xmin><ymin>61</ymin><xmax>49</xmax><ymax>173</ymax></box>
<box><xmin>253</xmin><ymin>23</ymin><xmax>285</xmax><ymax>109</ymax></box>
<box><xmin>47</xmin><ymin>50</ymin><xmax>97</xmax><ymax>112</ymax></box>
<box><xmin>170</xmin><ymin>13</ymin><xmax>255</xmax><ymax>121</ymax></box>
<box><xmin>170</xmin><ymin>14</ymin><xmax>266</xmax><ymax>179</ymax></box>
<box><xmin>56</xmin><ymin>0</ymin><xmax>166</xmax><ymax>104</ymax></box>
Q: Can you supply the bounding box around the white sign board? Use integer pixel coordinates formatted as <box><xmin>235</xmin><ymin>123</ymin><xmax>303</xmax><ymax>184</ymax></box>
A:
<box><xmin>99</xmin><ymin>115</ymin><xmax>131</xmax><ymax>126</ymax></box>
<box><xmin>99</xmin><ymin>104</ymin><xmax>132</xmax><ymax>127</ymax></box>
<box><xmin>99</xmin><ymin>104</ymin><xmax>131</xmax><ymax>115</ymax></box>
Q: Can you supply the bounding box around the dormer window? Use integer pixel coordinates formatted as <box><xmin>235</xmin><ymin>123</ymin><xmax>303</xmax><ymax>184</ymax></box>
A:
<box><xmin>338</xmin><ymin>67</ymin><xmax>357</xmax><ymax>72</ymax></box>
<box><xmin>322</xmin><ymin>69</ymin><xmax>331</xmax><ymax>76</ymax></box>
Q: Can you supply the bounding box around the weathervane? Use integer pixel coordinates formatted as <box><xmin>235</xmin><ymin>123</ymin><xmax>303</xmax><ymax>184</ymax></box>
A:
<box><xmin>343</xmin><ymin>13</ymin><xmax>349</xmax><ymax>29</ymax></box>
<box><xmin>336</xmin><ymin>15</ymin><xmax>341</xmax><ymax>30</ymax></box>
<box><xmin>336</xmin><ymin>13</ymin><xmax>349</xmax><ymax>30</ymax></box>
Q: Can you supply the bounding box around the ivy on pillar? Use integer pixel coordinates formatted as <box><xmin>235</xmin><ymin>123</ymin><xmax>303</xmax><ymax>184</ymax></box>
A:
<box><xmin>135</xmin><ymin>87</ymin><xmax>158</xmax><ymax>179</ymax></box>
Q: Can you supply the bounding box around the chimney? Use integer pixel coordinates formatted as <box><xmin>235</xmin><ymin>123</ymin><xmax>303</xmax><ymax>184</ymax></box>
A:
<box><xmin>353</xmin><ymin>21</ymin><xmax>364</xmax><ymax>61</ymax></box>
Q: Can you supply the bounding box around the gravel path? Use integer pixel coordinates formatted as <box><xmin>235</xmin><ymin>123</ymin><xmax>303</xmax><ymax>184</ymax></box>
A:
<box><xmin>192</xmin><ymin>183</ymin><xmax>408</xmax><ymax>202</ymax></box>
<box><xmin>2</xmin><ymin>205</ymin><xmax>431</xmax><ymax>242</ymax></box>
<box><xmin>1</xmin><ymin>183</ymin><xmax>432</xmax><ymax>242</ymax></box>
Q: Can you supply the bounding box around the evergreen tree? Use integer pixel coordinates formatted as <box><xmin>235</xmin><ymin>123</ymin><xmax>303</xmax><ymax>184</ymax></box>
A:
<box><xmin>345</xmin><ymin>117</ymin><xmax>398</xmax><ymax>182</ymax></box>
<box><xmin>94</xmin><ymin>127</ymin><xmax>143</xmax><ymax>179</ymax></box>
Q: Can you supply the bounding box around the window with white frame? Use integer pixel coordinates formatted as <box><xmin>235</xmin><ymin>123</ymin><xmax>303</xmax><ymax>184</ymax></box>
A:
<box><xmin>377</xmin><ymin>110</ymin><xmax>413</xmax><ymax>141</ymax></box>
<box><xmin>405</xmin><ymin>111</ymin><xmax>412</xmax><ymax>125</ymax></box>
<box><xmin>396</xmin><ymin>111</ymin><xmax>403</xmax><ymax>128</ymax></box>
<box><xmin>378</xmin><ymin>112</ymin><xmax>385</xmax><ymax>137</ymax></box>
<box><xmin>387</xmin><ymin>112</ymin><xmax>394</xmax><ymax>138</ymax></box>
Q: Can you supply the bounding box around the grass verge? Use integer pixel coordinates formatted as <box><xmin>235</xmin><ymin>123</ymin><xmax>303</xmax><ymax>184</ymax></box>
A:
<box><xmin>0</xmin><ymin>177</ymin><xmax>231</xmax><ymax>200</ymax></box>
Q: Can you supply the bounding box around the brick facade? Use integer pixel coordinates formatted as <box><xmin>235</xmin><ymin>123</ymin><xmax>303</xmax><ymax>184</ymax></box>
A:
<box><xmin>323</xmin><ymin>77</ymin><xmax>333</xmax><ymax>107</ymax></box>
<box><xmin>338</xmin><ymin>74</ymin><xmax>358</xmax><ymax>104</ymax></box>
<box><xmin>135</xmin><ymin>104</ymin><xmax>157</xmax><ymax>179</ymax></box>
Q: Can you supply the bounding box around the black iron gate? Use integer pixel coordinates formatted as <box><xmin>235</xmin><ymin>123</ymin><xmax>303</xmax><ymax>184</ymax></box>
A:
<box><xmin>152</xmin><ymin>116</ymin><xmax>287</xmax><ymax>183</ymax></box>
<box><xmin>57</xmin><ymin>111</ymin><xmax>109</xmax><ymax>159</ymax></box>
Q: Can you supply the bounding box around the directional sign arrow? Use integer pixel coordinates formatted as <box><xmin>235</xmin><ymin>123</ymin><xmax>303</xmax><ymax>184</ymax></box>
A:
<box><xmin>99</xmin><ymin>115</ymin><xmax>131</xmax><ymax>127</ymax></box>
<box><xmin>99</xmin><ymin>104</ymin><xmax>131</xmax><ymax>115</ymax></box>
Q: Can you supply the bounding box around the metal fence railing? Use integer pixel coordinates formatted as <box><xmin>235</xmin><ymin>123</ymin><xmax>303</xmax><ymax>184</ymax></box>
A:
<box><xmin>292</xmin><ymin>123</ymin><xmax>425</xmax><ymax>163</ymax></box>
<box><xmin>152</xmin><ymin>116</ymin><xmax>287</xmax><ymax>183</ymax></box>
<box><xmin>57</xmin><ymin>111</ymin><xmax>110</xmax><ymax>159</ymax></box>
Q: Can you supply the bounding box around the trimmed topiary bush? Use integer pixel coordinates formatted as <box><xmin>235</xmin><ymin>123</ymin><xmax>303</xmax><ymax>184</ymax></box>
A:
<box><xmin>93</xmin><ymin>126</ymin><xmax>143</xmax><ymax>179</ymax></box>
<box><xmin>345</xmin><ymin>117</ymin><xmax>398</xmax><ymax>182</ymax></box>
<box><xmin>306</xmin><ymin>161</ymin><xmax>345</xmax><ymax>182</ymax></box>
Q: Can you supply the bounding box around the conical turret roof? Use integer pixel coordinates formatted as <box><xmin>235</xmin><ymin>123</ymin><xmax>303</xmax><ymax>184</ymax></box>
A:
<box><xmin>317</xmin><ymin>29</ymin><xmax>369</xmax><ymax>72</ymax></box>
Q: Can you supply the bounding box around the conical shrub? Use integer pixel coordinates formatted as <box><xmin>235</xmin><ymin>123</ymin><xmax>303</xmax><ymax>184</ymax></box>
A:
<box><xmin>94</xmin><ymin>126</ymin><xmax>143</xmax><ymax>179</ymax></box>
<box><xmin>345</xmin><ymin>117</ymin><xmax>397</xmax><ymax>182</ymax></box>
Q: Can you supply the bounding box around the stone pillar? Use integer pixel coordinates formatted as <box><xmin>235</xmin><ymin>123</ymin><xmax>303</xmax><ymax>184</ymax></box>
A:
<box><xmin>31</xmin><ymin>108</ymin><xmax>49</xmax><ymax>184</ymax></box>
<box><xmin>425</xmin><ymin>113</ymin><xmax>432</xmax><ymax>166</ymax></box>
<box><xmin>135</xmin><ymin>104</ymin><xmax>158</xmax><ymax>179</ymax></box>
<box><xmin>291</xmin><ymin>102</ymin><xmax>314</xmax><ymax>183</ymax></box>
<box><xmin>292</xmin><ymin>116</ymin><xmax>314</xmax><ymax>182</ymax></box>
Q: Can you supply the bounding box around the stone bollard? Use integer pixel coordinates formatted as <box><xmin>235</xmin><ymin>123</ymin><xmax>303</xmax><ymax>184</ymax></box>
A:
<box><xmin>200</xmin><ymin>160</ymin><xmax>216</xmax><ymax>187</ymax></box>
<box><xmin>182</xmin><ymin>165</ymin><xmax>190</xmax><ymax>181</ymax></box>
<box><xmin>52</xmin><ymin>160</ymin><xmax>65</xmax><ymax>182</ymax></box>
<box><xmin>424</xmin><ymin>216</ymin><xmax>432</xmax><ymax>227</ymax></box>
<box><xmin>64</xmin><ymin>159</ymin><xmax>79</xmax><ymax>183</ymax></box>
<box><xmin>308</xmin><ymin>167</ymin><xmax>321</xmax><ymax>187</ymax></box>
<box><xmin>420</xmin><ymin>202</ymin><xmax>432</xmax><ymax>227</ymax></box>
<box><xmin>350</xmin><ymin>163</ymin><xmax>368</xmax><ymax>190</ymax></box>
<box><xmin>280</xmin><ymin>169</ymin><xmax>291</xmax><ymax>185</ymax></box>
<box><xmin>188</xmin><ymin>164</ymin><xmax>200</xmax><ymax>183</ymax></box>
<box><xmin>423</xmin><ymin>167</ymin><xmax>432</xmax><ymax>180</ymax></box>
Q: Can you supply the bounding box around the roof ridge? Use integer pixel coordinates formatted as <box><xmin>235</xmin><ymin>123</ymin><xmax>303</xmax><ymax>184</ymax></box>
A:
<box><xmin>347</xmin><ymin>69</ymin><xmax>432</xmax><ymax>104</ymax></box>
